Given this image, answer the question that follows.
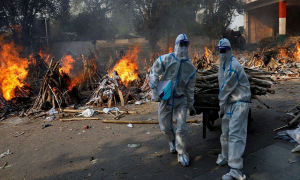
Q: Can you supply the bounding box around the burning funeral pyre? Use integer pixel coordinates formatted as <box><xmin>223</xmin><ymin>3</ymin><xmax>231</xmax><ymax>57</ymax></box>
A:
<box><xmin>86</xmin><ymin>46</ymin><xmax>151</xmax><ymax>108</ymax></box>
<box><xmin>32</xmin><ymin>58</ymin><xmax>79</xmax><ymax>111</ymax></box>
<box><xmin>0</xmin><ymin>35</ymin><xmax>32</xmax><ymax>111</ymax></box>
<box><xmin>31</xmin><ymin>51</ymin><xmax>101</xmax><ymax>111</ymax></box>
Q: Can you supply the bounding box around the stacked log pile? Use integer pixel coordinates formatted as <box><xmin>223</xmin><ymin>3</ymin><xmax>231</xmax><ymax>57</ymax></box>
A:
<box><xmin>32</xmin><ymin>58</ymin><xmax>78</xmax><ymax>111</ymax></box>
<box><xmin>195</xmin><ymin>48</ymin><xmax>215</xmax><ymax>70</ymax></box>
<box><xmin>239</xmin><ymin>37</ymin><xmax>300</xmax><ymax>79</ymax></box>
<box><xmin>195</xmin><ymin>66</ymin><xmax>275</xmax><ymax>96</ymax></box>
<box><xmin>77</xmin><ymin>54</ymin><xmax>101</xmax><ymax>91</ymax></box>
<box><xmin>0</xmin><ymin>86</ymin><xmax>32</xmax><ymax>111</ymax></box>
<box><xmin>86</xmin><ymin>72</ymin><xmax>152</xmax><ymax>108</ymax></box>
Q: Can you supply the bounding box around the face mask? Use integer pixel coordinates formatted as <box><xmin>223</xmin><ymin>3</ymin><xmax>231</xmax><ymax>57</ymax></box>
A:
<box><xmin>219</xmin><ymin>51</ymin><xmax>231</xmax><ymax>63</ymax></box>
<box><xmin>175</xmin><ymin>45</ymin><xmax>189</xmax><ymax>60</ymax></box>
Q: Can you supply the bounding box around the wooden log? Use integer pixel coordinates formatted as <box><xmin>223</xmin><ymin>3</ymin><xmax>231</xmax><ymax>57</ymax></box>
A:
<box><xmin>19</xmin><ymin>109</ymin><xmax>25</xmax><ymax>117</ymax></box>
<box><xmin>196</xmin><ymin>73</ymin><xmax>218</xmax><ymax>82</ymax></box>
<box><xmin>273</xmin><ymin>113</ymin><xmax>300</xmax><ymax>131</ymax></box>
<box><xmin>48</xmin><ymin>84</ymin><xmax>62</xmax><ymax>112</ymax></box>
<box><xmin>62</xmin><ymin>109</ymin><xmax>138</xmax><ymax>114</ymax></box>
<box><xmin>251</xmin><ymin>77</ymin><xmax>273</xmax><ymax>87</ymax></box>
<box><xmin>117</xmin><ymin>87</ymin><xmax>125</xmax><ymax>106</ymax></box>
<box><xmin>60</xmin><ymin>117</ymin><xmax>101</xmax><ymax>122</ymax></box>
<box><xmin>251</xmin><ymin>85</ymin><xmax>275</xmax><ymax>94</ymax></box>
<box><xmin>102</xmin><ymin>119</ymin><xmax>199</xmax><ymax>124</ymax></box>
<box><xmin>33</xmin><ymin>112</ymin><xmax>46</xmax><ymax>119</ymax></box>
<box><xmin>195</xmin><ymin>83</ymin><xmax>218</xmax><ymax>89</ymax></box>
<box><xmin>288</xmin><ymin>113</ymin><xmax>300</xmax><ymax>126</ymax></box>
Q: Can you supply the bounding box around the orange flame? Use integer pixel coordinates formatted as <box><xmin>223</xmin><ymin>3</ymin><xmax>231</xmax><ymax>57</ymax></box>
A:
<box><xmin>294</xmin><ymin>43</ymin><xmax>300</xmax><ymax>62</ymax></box>
<box><xmin>69</xmin><ymin>76</ymin><xmax>82</xmax><ymax>91</ymax></box>
<box><xmin>204</xmin><ymin>46</ymin><xmax>209</xmax><ymax>58</ymax></box>
<box><xmin>110</xmin><ymin>46</ymin><xmax>140</xmax><ymax>86</ymax></box>
<box><xmin>59</xmin><ymin>55</ymin><xmax>75</xmax><ymax>75</ymax></box>
<box><xmin>0</xmin><ymin>36</ymin><xmax>29</xmax><ymax>100</ymax></box>
<box><xmin>59</xmin><ymin>55</ymin><xmax>84</xmax><ymax>91</ymax></box>
<box><xmin>39</xmin><ymin>49</ymin><xmax>50</xmax><ymax>64</ymax></box>
<box><xmin>278</xmin><ymin>48</ymin><xmax>288</xmax><ymax>59</ymax></box>
<box><xmin>168</xmin><ymin>46</ymin><xmax>173</xmax><ymax>53</ymax></box>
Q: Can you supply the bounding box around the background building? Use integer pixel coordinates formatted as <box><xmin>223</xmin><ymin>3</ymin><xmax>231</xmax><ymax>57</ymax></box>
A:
<box><xmin>244</xmin><ymin>0</ymin><xmax>300</xmax><ymax>43</ymax></box>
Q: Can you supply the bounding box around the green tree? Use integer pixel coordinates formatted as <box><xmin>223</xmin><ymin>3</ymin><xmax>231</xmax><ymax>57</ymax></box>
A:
<box><xmin>0</xmin><ymin>0</ymin><xmax>64</xmax><ymax>45</ymax></box>
<box><xmin>111</xmin><ymin>0</ymin><xmax>199</xmax><ymax>52</ymax></box>
<box><xmin>197</xmin><ymin>0</ymin><xmax>244</xmax><ymax>51</ymax></box>
<box><xmin>70</xmin><ymin>0</ymin><xmax>115</xmax><ymax>40</ymax></box>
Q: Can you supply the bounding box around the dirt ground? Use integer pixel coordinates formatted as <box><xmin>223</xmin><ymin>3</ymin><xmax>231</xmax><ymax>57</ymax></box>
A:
<box><xmin>0</xmin><ymin>79</ymin><xmax>300</xmax><ymax>180</ymax></box>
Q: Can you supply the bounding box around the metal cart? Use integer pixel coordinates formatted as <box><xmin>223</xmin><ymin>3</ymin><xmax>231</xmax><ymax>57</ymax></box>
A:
<box><xmin>194</xmin><ymin>92</ymin><xmax>253</xmax><ymax>139</ymax></box>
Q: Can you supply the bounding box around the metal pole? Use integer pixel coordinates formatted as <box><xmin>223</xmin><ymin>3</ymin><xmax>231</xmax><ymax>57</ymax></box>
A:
<box><xmin>279</xmin><ymin>1</ymin><xmax>286</xmax><ymax>45</ymax></box>
<box><xmin>45</xmin><ymin>18</ymin><xmax>49</xmax><ymax>52</ymax></box>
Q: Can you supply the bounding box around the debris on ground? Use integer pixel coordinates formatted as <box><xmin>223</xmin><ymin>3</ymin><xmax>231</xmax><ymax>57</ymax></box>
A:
<box><xmin>288</xmin><ymin>159</ymin><xmax>297</xmax><ymax>164</ymax></box>
<box><xmin>0</xmin><ymin>150</ymin><xmax>11</xmax><ymax>158</ymax></box>
<box><xmin>286</xmin><ymin>126</ymin><xmax>300</xmax><ymax>152</ymax></box>
<box><xmin>48</xmin><ymin>108</ymin><xmax>58</xmax><ymax>116</ymax></box>
<box><xmin>14</xmin><ymin>132</ymin><xmax>25</xmax><ymax>137</ymax></box>
<box><xmin>83</xmin><ymin>125</ymin><xmax>91</xmax><ymax>130</ymax></box>
<box><xmin>90</xmin><ymin>157</ymin><xmax>98</xmax><ymax>164</ymax></box>
<box><xmin>42</xmin><ymin>123</ymin><xmax>52</xmax><ymax>129</ymax></box>
<box><xmin>45</xmin><ymin>116</ymin><xmax>54</xmax><ymax>121</ymax></box>
<box><xmin>79</xmin><ymin>108</ymin><xmax>94</xmax><ymax>117</ymax></box>
<box><xmin>128</xmin><ymin>144</ymin><xmax>141</xmax><ymax>148</ymax></box>
<box><xmin>127</xmin><ymin>123</ymin><xmax>134</xmax><ymax>128</ymax></box>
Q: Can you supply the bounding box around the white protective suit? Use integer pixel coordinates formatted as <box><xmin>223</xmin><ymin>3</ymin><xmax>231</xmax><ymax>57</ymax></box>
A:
<box><xmin>216</xmin><ymin>38</ymin><xmax>251</xmax><ymax>177</ymax></box>
<box><xmin>149</xmin><ymin>34</ymin><xmax>196</xmax><ymax>167</ymax></box>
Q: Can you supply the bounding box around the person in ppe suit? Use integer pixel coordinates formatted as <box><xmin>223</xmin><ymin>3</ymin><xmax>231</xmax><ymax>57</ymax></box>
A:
<box><xmin>149</xmin><ymin>34</ymin><xmax>196</xmax><ymax>167</ymax></box>
<box><xmin>216</xmin><ymin>38</ymin><xmax>251</xmax><ymax>180</ymax></box>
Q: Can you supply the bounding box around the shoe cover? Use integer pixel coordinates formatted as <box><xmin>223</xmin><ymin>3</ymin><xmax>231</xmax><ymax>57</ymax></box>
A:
<box><xmin>178</xmin><ymin>153</ymin><xmax>189</xmax><ymax>167</ymax></box>
<box><xmin>169</xmin><ymin>141</ymin><xmax>176</xmax><ymax>153</ymax></box>
<box><xmin>216</xmin><ymin>154</ymin><xmax>228</xmax><ymax>166</ymax></box>
<box><xmin>222</xmin><ymin>169</ymin><xmax>246</xmax><ymax>180</ymax></box>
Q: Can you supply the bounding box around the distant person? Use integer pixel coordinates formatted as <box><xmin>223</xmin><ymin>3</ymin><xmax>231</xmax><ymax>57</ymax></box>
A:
<box><xmin>149</xmin><ymin>34</ymin><xmax>196</xmax><ymax>167</ymax></box>
<box><xmin>216</xmin><ymin>38</ymin><xmax>251</xmax><ymax>180</ymax></box>
<box><xmin>119</xmin><ymin>49</ymin><xmax>125</xmax><ymax>59</ymax></box>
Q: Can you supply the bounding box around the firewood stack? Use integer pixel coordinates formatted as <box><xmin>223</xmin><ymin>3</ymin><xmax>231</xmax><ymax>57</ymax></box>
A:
<box><xmin>195</xmin><ymin>66</ymin><xmax>275</xmax><ymax>96</ymax></box>
<box><xmin>0</xmin><ymin>94</ymin><xmax>11</xmax><ymax>111</ymax></box>
<box><xmin>32</xmin><ymin>58</ymin><xmax>77</xmax><ymax>110</ymax></box>
<box><xmin>77</xmin><ymin>54</ymin><xmax>101</xmax><ymax>91</ymax></box>
<box><xmin>0</xmin><ymin>86</ymin><xmax>32</xmax><ymax>111</ymax></box>
<box><xmin>196</xmin><ymin>49</ymin><xmax>214</xmax><ymax>70</ymax></box>
<box><xmin>86</xmin><ymin>72</ymin><xmax>125</xmax><ymax>108</ymax></box>
<box><xmin>86</xmin><ymin>72</ymin><xmax>152</xmax><ymax>108</ymax></box>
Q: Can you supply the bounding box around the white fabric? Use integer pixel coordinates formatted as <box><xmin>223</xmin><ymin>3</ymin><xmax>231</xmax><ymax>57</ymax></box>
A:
<box><xmin>174</xmin><ymin>34</ymin><xmax>189</xmax><ymax>60</ymax></box>
<box><xmin>103</xmin><ymin>107</ymin><xmax>119</xmax><ymax>114</ymax></box>
<box><xmin>178</xmin><ymin>153</ymin><xmax>189</xmax><ymax>167</ymax></box>
<box><xmin>218</xmin><ymin>38</ymin><xmax>251</xmax><ymax>112</ymax></box>
<box><xmin>222</xmin><ymin>169</ymin><xmax>246</xmax><ymax>180</ymax></box>
<box><xmin>216</xmin><ymin>154</ymin><xmax>228</xmax><ymax>166</ymax></box>
<box><xmin>48</xmin><ymin>108</ymin><xmax>58</xmax><ymax>116</ymax></box>
<box><xmin>149</xmin><ymin>34</ymin><xmax>196</xmax><ymax>165</ymax></box>
<box><xmin>286</xmin><ymin>126</ymin><xmax>300</xmax><ymax>152</ymax></box>
<box><xmin>79</xmin><ymin>108</ymin><xmax>94</xmax><ymax>117</ymax></box>
<box><xmin>218</xmin><ymin>38</ymin><xmax>251</xmax><ymax>170</ymax></box>
<box><xmin>169</xmin><ymin>141</ymin><xmax>176</xmax><ymax>153</ymax></box>
<box><xmin>220</xmin><ymin>101</ymin><xmax>249</xmax><ymax>169</ymax></box>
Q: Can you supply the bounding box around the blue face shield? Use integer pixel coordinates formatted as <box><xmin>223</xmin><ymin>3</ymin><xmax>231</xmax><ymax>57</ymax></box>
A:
<box><xmin>217</xmin><ymin>46</ymin><xmax>231</xmax><ymax>54</ymax></box>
